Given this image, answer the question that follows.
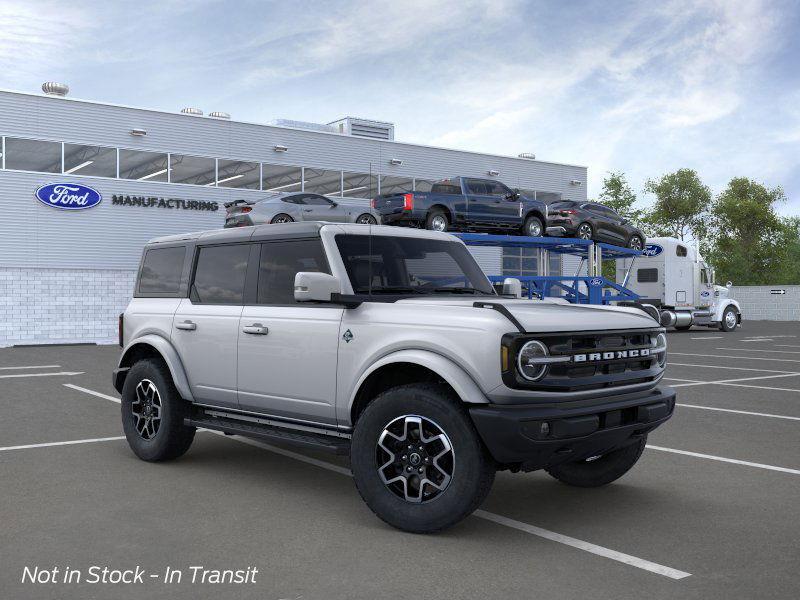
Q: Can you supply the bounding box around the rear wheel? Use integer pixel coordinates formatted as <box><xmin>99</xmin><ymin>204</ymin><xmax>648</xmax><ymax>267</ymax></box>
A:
<box><xmin>720</xmin><ymin>306</ymin><xmax>738</xmax><ymax>332</ymax></box>
<box><xmin>628</xmin><ymin>235</ymin><xmax>644</xmax><ymax>251</ymax></box>
<box><xmin>546</xmin><ymin>436</ymin><xmax>647</xmax><ymax>487</ymax></box>
<box><xmin>425</xmin><ymin>209</ymin><xmax>449</xmax><ymax>232</ymax></box>
<box><xmin>270</xmin><ymin>213</ymin><xmax>294</xmax><ymax>224</ymax></box>
<box><xmin>576</xmin><ymin>222</ymin><xmax>593</xmax><ymax>240</ymax></box>
<box><xmin>121</xmin><ymin>358</ymin><xmax>195</xmax><ymax>462</ymax></box>
<box><xmin>350</xmin><ymin>383</ymin><xmax>495</xmax><ymax>533</ymax></box>
<box><xmin>356</xmin><ymin>213</ymin><xmax>377</xmax><ymax>225</ymax></box>
<box><xmin>522</xmin><ymin>215</ymin><xmax>544</xmax><ymax>237</ymax></box>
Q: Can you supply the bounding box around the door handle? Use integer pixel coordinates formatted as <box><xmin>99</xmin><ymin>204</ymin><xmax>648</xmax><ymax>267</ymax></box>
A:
<box><xmin>175</xmin><ymin>321</ymin><xmax>196</xmax><ymax>331</ymax></box>
<box><xmin>242</xmin><ymin>323</ymin><xmax>269</xmax><ymax>335</ymax></box>
<box><xmin>303</xmin><ymin>208</ymin><xmax>313</xmax><ymax>212</ymax></box>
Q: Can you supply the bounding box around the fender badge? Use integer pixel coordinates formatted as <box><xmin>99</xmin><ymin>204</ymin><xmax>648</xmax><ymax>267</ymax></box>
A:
<box><xmin>343</xmin><ymin>329</ymin><xmax>354</xmax><ymax>343</ymax></box>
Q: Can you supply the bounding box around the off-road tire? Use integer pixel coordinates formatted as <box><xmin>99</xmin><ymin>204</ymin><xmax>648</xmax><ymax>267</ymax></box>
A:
<box><xmin>545</xmin><ymin>436</ymin><xmax>647</xmax><ymax>487</ymax></box>
<box><xmin>425</xmin><ymin>209</ymin><xmax>449</xmax><ymax>232</ymax></box>
<box><xmin>350</xmin><ymin>383</ymin><xmax>495</xmax><ymax>533</ymax></box>
<box><xmin>121</xmin><ymin>358</ymin><xmax>195</xmax><ymax>462</ymax></box>
<box><xmin>522</xmin><ymin>215</ymin><xmax>544</xmax><ymax>237</ymax></box>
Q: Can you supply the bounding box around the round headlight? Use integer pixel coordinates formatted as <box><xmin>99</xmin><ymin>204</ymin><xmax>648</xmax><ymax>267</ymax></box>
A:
<box><xmin>652</xmin><ymin>332</ymin><xmax>667</xmax><ymax>367</ymax></box>
<box><xmin>517</xmin><ymin>340</ymin><xmax>549</xmax><ymax>381</ymax></box>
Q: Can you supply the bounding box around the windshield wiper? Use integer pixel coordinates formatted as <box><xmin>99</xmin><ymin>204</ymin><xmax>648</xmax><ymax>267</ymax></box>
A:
<box><xmin>431</xmin><ymin>287</ymin><xmax>484</xmax><ymax>294</ymax></box>
<box><xmin>353</xmin><ymin>286</ymin><xmax>427</xmax><ymax>295</ymax></box>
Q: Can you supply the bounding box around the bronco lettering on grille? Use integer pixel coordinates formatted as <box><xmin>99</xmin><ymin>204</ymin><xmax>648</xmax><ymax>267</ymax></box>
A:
<box><xmin>572</xmin><ymin>348</ymin><xmax>651</xmax><ymax>363</ymax></box>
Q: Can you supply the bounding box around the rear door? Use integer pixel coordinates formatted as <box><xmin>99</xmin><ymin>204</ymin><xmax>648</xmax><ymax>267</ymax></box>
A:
<box><xmin>236</xmin><ymin>238</ymin><xmax>343</xmax><ymax>425</ymax></box>
<box><xmin>171</xmin><ymin>243</ymin><xmax>252</xmax><ymax>409</ymax></box>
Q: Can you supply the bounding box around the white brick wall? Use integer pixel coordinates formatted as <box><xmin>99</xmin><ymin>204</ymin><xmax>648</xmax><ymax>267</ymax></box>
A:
<box><xmin>729</xmin><ymin>285</ymin><xmax>800</xmax><ymax>322</ymax></box>
<box><xmin>0</xmin><ymin>268</ymin><xmax>135</xmax><ymax>347</ymax></box>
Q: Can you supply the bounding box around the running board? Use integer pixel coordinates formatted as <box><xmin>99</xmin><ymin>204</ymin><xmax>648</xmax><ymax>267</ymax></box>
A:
<box><xmin>185</xmin><ymin>415</ymin><xmax>351</xmax><ymax>455</ymax></box>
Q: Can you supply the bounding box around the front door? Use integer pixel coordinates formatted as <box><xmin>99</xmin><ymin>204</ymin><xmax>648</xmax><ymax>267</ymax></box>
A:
<box><xmin>237</xmin><ymin>239</ymin><xmax>343</xmax><ymax>425</ymax></box>
<box><xmin>171</xmin><ymin>243</ymin><xmax>251</xmax><ymax>409</ymax></box>
<box><xmin>298</xmin><ymin>194</ymin><xmax>347</xmax><ymax>222</ymax></box>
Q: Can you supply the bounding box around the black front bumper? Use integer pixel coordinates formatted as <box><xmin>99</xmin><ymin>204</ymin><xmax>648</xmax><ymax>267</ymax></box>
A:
<box><xmin>469</xmin><ymin>386</ymin><xmax>675</xmax><ymax>471</ymax></box>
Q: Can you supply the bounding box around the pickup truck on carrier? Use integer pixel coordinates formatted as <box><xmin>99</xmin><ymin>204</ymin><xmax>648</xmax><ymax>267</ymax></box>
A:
<box><xmin>114</xmin><ymin>222</ymin><xmax>675</xmax><ymax>533</ymax></box>
<box><xmin>373</xmin><ymin>176</ymin><xmax>550</xmax><ymax>236</ymax></box>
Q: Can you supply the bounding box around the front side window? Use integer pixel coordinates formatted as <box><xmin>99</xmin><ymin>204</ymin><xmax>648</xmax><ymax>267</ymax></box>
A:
<box><xmin>484</xmin><ymin>180</ymin><xmax>512</xmax><ymax>197</ymax></box>
<box><xmin>4</xmin><ymin>138</ymin><xmax>61</xmax><ymax>173</ymax></box>
<box><xmin>301</xmin><ymin>194</ymin><xmax>334</xmax><ymax>206</ymax></box>
<box><xmin>257</xmin><ymin>240</ymin><xmax>329</xmax><ymax>304</ymax></box>
<box><xmin>192</xmin><ymin>244</ymin><xmax>250</xmax><ymax>304</ymax></box>
<box><xmin>335</xmin><ymin>235</ymin><xmax>494</xmax><ymax>295</ymax></box>
<box><xmin>465</xmin><ymin>179</ymin><xmax>489</xmax><ymax>195</ymax></box>
<box><xmin>138</xmin><ymin>246</ymin><xmax>186</xmax><ymax>295</ymax></box>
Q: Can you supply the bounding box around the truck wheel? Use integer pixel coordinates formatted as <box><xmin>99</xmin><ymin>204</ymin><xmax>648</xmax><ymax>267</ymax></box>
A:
<box><xmin>522</xmin><ymin>215</ymin><xmax>544</xmax><ymax>237</ymax></box>
<box><xmin>121</xmin><ymin>358</ymin><xmax>195</xmax><ymax>462</ymax></box>
<box><xmin>350</xmin><ymin>383</ymin><xmax>495</xmax><ymax>533</ymax></box>
<box><xmin>719</xmin><ymin>306</ymin><xmax>738</xmax><ymax>332</ymax></box>
<box><xmin>425</xmin><ymin>209</ymin><xmax>449</xmax><ymax>232</ymax></box>
<box><xmin>545</xmin><ymin>436</ymin><xmax>647</xmax><ymax>488</ymax></box>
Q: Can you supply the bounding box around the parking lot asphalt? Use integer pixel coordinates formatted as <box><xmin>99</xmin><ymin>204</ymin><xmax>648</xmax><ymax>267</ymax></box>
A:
<box><xmin>2</xmin><ymin>321</ymin><xmax>800</xmax><ymax>600</ymax></box>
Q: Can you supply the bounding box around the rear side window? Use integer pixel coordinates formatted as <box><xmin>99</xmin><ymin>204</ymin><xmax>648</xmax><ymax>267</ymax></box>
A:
<box><xmin>430</xmin><ymin>181</ymin><xmax>461</xmax><ymax>194</ymax></box>
<box><xmin>637</xmin><ymin>268</ymin><xmax>659</xmax><ymax>283</ymax></box>
<box><xmin>191</xmin><ymin>244</ymin><xmax>250</xmax><ymax>304</ymax></box>
<box><xmin>138</xmin><ymin>246</ymin><xmax>185</xmax><ymax>295</ymax></box>
<box><xmin>257</xmin><ymin>239</ymin><xmax>330</xmax><ymax>304</ymax></box>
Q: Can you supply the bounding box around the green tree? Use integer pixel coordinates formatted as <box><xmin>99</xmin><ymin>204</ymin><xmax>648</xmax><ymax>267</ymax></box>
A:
<box><xmin>598</xmin><ymin>171</ymin><xmax>643</xmax><ymax>227</ymax></box>
<box><xmin>642</xmin><ymin>169</ymin><xmax>711</xmax><ymax>241</ymax></box>
<box><xmin>705</xmin><ymin>177</ymin><xmax>793</xmax><ymax>285</ymax></box>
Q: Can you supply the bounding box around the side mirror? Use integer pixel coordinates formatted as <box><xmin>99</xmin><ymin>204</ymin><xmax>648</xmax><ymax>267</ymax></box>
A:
<box><xmin>502</xmin><ymin>277</ymin><xmax>522</xmax><ymax>298</ymax></box>
<box><xmin>329</xmin><ymin>201</ymin><xmax>338</xmax><ymax>208</ymax></box>
<box><xmin>294</xmin><ymin>272</ymin><xmax>340</xmax><ymax>302</ymax></box>
<box><xmin>726</xmin><ymin>281</ymin><xmax>732</xmax><ymax>288</ymax></box>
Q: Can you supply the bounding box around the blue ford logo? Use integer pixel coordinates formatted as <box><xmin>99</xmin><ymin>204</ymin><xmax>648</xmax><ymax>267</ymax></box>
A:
<box><xmin>642</xmin><ymin>244</ymin><xmax>663</xmax><ymax>257</ymax></box>
<box><xmin>700</xmin><ymin>290</ymin><xmax>710</xmax><ymax>297</ymax></box>
<box><xmin>588</xmin><ymin>277</ymin><xmax>603</xmax><ymax>287</ymax></box>
<box><xmin>35</xmin><ymin>183</ymin><xmax>102</xmax><ymax>210</ymax></box>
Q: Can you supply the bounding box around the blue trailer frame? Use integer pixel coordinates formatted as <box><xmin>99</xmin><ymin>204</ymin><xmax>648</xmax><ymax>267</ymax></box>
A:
<box><xmin>454</xmin><ymin>233</ymin><xmax>642</xmax><ymax>305</ymax></box>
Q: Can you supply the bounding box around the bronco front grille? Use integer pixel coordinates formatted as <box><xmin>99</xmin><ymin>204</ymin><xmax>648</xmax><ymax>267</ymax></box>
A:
<box><xmin>502</xmin><ymin>328</ymin><xmax>664</xmax><ymax>393</ymax></box>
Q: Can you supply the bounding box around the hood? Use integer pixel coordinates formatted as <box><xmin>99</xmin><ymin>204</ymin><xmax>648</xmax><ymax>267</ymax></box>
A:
<box><xmin>714</xmin><ymin>285</ymin><xmax>730</xmax><ymax>298</ymax></box>
<box><xmin>396</xmin><ymin>297</ymin><xmax>659</xmax><ymax>332</ymax></box>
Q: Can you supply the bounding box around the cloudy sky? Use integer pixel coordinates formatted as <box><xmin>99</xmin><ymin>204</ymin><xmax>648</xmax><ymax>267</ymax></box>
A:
<box><xmin>2</xmin><ymin>0</ymin><xmax>799</xmax><ymax>213</ymax></box>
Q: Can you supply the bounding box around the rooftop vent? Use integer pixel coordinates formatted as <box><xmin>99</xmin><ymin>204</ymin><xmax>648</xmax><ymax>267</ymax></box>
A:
<box><xmin>328</xmin><ymin>117</ymin><xmax>395</xmax><ymax>141</ymax></box>
<box><xmin>180</xmin><ymin>107</ymin><xmax>204</xmax><ymax>116</ymax></box>
<box><xmin>518</xmin><ymin>152</ymin><xmax>536</xmax><ymax>160</ymax></box>
<box><xmin>42</xmin><ymin>82</ymin><xmax>69</xmax><ymax>97</ymax></box>
<box><xmin>209</xmin><ymin>111</ymin><xmax>230</xmax><ymax>119</ymax></box>
<box><xmin>269</xmin><ymin>119</ymin><xmax>337</xmax><ymax>134</ymax></box>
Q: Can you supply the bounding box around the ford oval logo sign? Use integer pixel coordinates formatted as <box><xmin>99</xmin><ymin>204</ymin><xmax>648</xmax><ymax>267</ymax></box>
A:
<box><xmin>700</xmin><ymin>290</ymin><xmax>710</xmax><ymax>297</ymax></box>
<box><xmin>588</xmin><ymin>277</ymin><xmax>603</xmax><ymax>287</ymax></box>
<box><xmin>642</xmin><ymin>244</ymin><xmax>663</xmax><ymax>257</ymax></box>
<box><xmin>35</xmin><ymin>183</ymin><xmax>102</xmax><ymax>210</ymax></box>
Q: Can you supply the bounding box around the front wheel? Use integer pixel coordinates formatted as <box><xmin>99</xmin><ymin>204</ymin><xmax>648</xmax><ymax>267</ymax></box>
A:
<box><xmin>355</xmin><ymin>213</ymin><xmax>377</xmax><ymax>225</ymax></box>
<box><xmin>522</xmin><ymin>215</ymin><xmax>544</xmax><ymax>237</ymax></box>
<box><xmin>350</xmin><ymin>383</ymin><xmax>495</xmax><ymax>533</ymax></box>
<box><xmin>720</xmin><ymin>306</ymin><xmax>738</xmax><ymax>332</ymax></box>
<box><xmin>546</xmin><ymin>436</ymin><xmax>647</xmax><ymax>487</ymax></box>
<box><xmin>576</xmin><ymin>222</ymin><xmax>593</xmax><ymax>240</ymax></box>
<box><xmin>121</xmin><ymin>358</ymin><xmax>195</xmax><ymax>462</ymax></box>
<box><xmin>628</xmin><ymin>235</ymin><xmax>644</xmax><ymax>251</ymax></box>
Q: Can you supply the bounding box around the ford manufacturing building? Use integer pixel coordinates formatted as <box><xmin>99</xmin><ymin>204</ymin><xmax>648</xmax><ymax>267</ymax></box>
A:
<box><xmin>0</xmin><ymin>85</ymin><xmax>587</xmax><ymax>347</ymax></box>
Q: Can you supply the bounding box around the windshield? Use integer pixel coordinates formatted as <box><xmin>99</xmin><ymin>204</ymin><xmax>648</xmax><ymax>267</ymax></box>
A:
<box><xmin>335</xmin><ymin>234</ymin><xmax>495</xmax><ymax>295</ymax></box>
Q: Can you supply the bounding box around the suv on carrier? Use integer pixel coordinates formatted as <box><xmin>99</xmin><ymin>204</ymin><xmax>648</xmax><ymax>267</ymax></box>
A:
<box><xmin>114</xmin><ymin>223</ymin><xmax>675</xmax><ymax>533</ymax></box>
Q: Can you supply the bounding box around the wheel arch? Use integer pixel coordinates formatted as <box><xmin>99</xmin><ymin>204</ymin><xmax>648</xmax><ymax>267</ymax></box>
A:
<box><xmin>523</xmin><ymin>209</ymin><xmax>546</xmax><ymax>224</ymax></box>
<box><xmin>428</xmin><ymin>203</ymin><xmax>454</xmax><ymax>223</ymax></box>
<box><xmin>714</xmin><ymin>299</ymin><xmax>741</xmax><ymax>323</ymax></box>
<box><xmin>348</xmin><ymin>350</ymin><xmax>488</xmax><ymax>426</ymax></box>
<box><xmin>115</xmin><ymin>334</ymin><xmax>194</xmax><ymax>401</ymax></box>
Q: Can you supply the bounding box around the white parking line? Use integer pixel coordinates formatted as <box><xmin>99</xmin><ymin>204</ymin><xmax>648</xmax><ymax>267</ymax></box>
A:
<box><xmin>740</xmin><ymin>339</ymin><xmax>773</xmax><ymax>342</ymax></box>
<box><xmin>0</xmin><ymin>364</ymin><xmax>61</xmax><ymax>370</ymax></box>
<box><xmin>676</xmin><ymin>403</ymin><xmax>800</xmax><ymax>421</ymax></box>
<box><xmin>668</xmin><ymin>362</ymin><xmax>798</xmax><ymax>374</ymax></box>
<box><xmin>716</xmin><ymin>347</ymin><xmax>800</xmax><ymax>354</ymax></box>
<box><xmin>671</xmin><ymin>352</ymin><xmax>800</xmax><ymax>363</ymax></box>
<box><xmin>689</xmin><ymin>336</ymin><xmax>723</xmax><ymax>340</ymax></box>
<box><xmin>775</xmin><ymin>344</ymin><xmax>800</xmax><ymax>349</ymax></box>
<box><xmin>0</xmin><ymin>436</ymin><xmax>125</xmax><ymax>452</ymax></box>
<box><xmin>0</xmin><ymin>371</ymin><xmax>84</xmax><ymax>379</ymax></box>
<box><xmin>647</xmin><ymin>445</ymin><xmax>800</xmax><ymax>476</ymax></box>
<box><xmin>63</xmin><ymin>383</ymin><xmax>120</xmax><ymax>403</ymax></box>
<box><xmin>63</xmin><ymin>385</ymin><xmax>691</xmax><ymax>580</ymax></box>
<box><xmin>667</xmin><ymin>373</ymin><xmax>800</xmax><ymax>388</ymax></box>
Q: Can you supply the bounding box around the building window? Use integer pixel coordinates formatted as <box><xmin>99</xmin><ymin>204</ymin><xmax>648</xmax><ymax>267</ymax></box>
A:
<box><xmin>262</xmin><ymin>163</ymin><xmax>302</xmax><ymax>193</ymax></box>
<box><xmin>217</xmin><ymin>159</ymin><xmax>260</xmax><ymax>189</ymax></box>
<box><xmin>379</xmin><ymin>175</ymin><xmax>413</xmax><ymax>195</ymax></box>
<box><xmin>63</xmin><ymin>144</ymin><xmax>117</xmax><ymax>177</ymax></box>
<box><xmin>304</xmin><ymin>168</ymin><xmax>342</xmax><ymax>196</ymax></box>
<box><xmin>119</xmin><ymin>149</ymin><xmax>169</xmax><ymax>182</ymax></box>
<box><xmin>342</xmin><ymin>171</ymin><xmax>377</xmax><ymax>198</ymax></box>
<box><xmin>414</xmin><ymin>178</ymin><xmax>435</xmax><ymax>192</ymax></box>
<box><xmin>4</xmin><ymin>138</ymin><xmax>61</xmax><ymax>173</ymax></box>
<box><xmin>170</xmin><ymin>154</ymin><xmax>216</xmax><ymax>186</ymax></box>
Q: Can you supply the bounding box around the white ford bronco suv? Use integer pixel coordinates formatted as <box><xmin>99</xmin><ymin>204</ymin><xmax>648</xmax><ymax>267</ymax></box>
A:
<box><xmin>114</xmin><ymin>223</ymin><xmax>674</xmax><ymax>533</ymax></box>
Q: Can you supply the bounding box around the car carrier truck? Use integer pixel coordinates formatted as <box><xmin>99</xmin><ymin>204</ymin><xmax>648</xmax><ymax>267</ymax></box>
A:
<box><xmin>616</xmin><ymin>236</ymin><xmax>742</xmax><ymax>332</ymax></box>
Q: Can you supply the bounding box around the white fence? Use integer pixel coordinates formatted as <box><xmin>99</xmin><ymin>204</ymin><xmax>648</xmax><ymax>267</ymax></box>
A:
<box><xmin>730</xmin><ymin>285</ymin><xmax>800</xmax><ymax>322</ymax></box>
